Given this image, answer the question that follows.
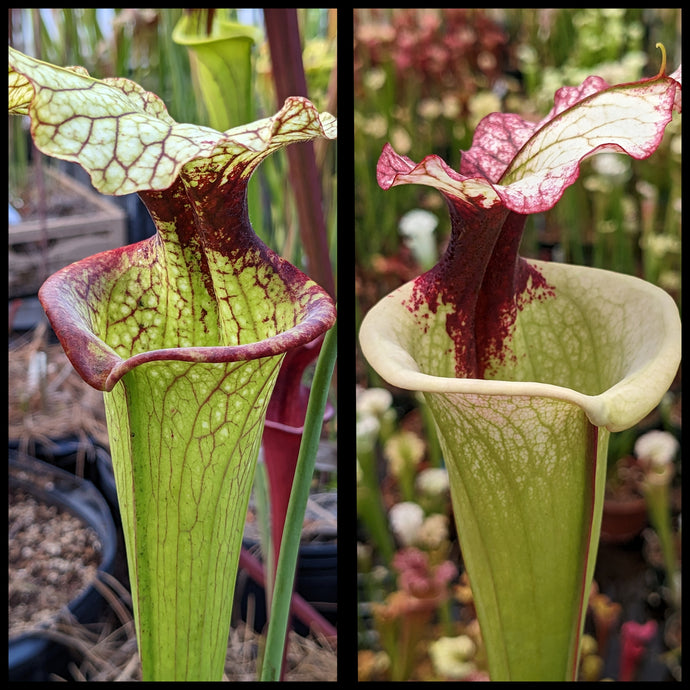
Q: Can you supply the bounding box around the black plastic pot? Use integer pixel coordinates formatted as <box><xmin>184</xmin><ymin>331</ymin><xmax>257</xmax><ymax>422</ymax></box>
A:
<box><xmin>293</xmin><ymin>539</ymin><xmax>338</xmax><ymax>629</ymax></box>
<box><xmin>9</xmin><ymin>434</ymin><xmax>100</xmax><ymax>480</ymax></box>
<box><xmin>236</xmin><ymin>491</ymin><xmax>338</xmax><ymax>636</ymax></box>
<box><xmin>94</xmin><ymin>447</ymin><xmax>119</xmax><ymax>512</ymax></box>
<box><xmin>236</xmin><ymin>539</ymin><xmax>338</xmax><ymax>637</ymax></box>
<box><xmin>8</xmin><ymin>451</ymin><xmax>118</xmax><ymax>682</ymax></box>
<box><xmin>9</xmin><ymin>435</ymin><xmax>119</xmax><ymax>516</ymax></box>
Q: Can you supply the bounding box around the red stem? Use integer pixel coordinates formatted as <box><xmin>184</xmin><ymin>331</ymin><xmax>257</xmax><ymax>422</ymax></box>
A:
<box><xmin>263</xmin><ymin>8</ymin><xmax>336</xmax><ymax>299</ymax></box>
<box><xmin>239</xmin><ymin>547</ymin><xmax>337</xmax><ymax>646</ymax></box>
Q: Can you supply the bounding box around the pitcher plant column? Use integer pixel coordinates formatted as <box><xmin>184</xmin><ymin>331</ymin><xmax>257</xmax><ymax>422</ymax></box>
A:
<box><xmin>9</xmin><ymin>47</ymin><xmax>337</xmax><ymax>681</ymax></box>
<box><xmin>359</xmin><ymin>49</ymin><xmax>681</xmax><ymax>681</ymax></box>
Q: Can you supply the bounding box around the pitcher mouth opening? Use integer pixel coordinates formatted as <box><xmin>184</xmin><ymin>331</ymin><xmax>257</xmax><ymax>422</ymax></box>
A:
<box><xmin>39</xmin><ymin>251</ymin><xmax>336</xmax><ymax>392</ymax></box>
<box><xmin>101</xmin><ymin>315</ymin><xmax>335</xmax><ymax>391</ymax></box>
<box><xmin>360</xmin><ymin>261</ymin><xmax>680</xmax><ymax>434</ymax></box>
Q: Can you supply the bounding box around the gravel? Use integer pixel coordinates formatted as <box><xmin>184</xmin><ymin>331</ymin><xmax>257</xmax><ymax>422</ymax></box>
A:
<box><xmin>8</xmin><ymin>483</ymin><xmax>102</xmax><ymax>635</ymax></box>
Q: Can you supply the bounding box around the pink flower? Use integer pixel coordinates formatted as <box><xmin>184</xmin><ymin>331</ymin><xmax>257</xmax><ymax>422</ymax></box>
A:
<box><xmin>393</xmin><ymin>546</ymin><xmax>458</xmax><ymax>601</ymax></box>
<box><xmin>619</xmin><ymin>619</ymin><xmax>658</xmax><ymax>681</ymax></box>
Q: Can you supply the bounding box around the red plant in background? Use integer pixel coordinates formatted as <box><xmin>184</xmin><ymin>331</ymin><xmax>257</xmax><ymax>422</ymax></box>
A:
<box><xmin>371</xmin><ymin>547</ymin><xmax>458</xmax><ymax>681</ymax></box>
<box><xmin>619</xmin><ymin>619</ymin><xmax>658</xmax><ymax>681</ymax></box>
<box><xmin>354</xmin><ymin>9</ymin><xmax>510</xmax><ymax>109</ymax></box>
<box><xmin>393</xmin><ymin>546</ymin><xmax>458</xmax><ymax>602</ymax></box>
<box><xmin>262</xmin><ymin>335</ymin><xmax>334</xmax><ymax>579</ymax></box>
<box><xmin>588</xmin><ymin>582</ymin><xmax>622</xmax><ymax>661</ymax></box>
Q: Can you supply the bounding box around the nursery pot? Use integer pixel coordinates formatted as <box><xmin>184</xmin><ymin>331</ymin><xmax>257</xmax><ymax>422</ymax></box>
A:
<box><xmin>8</xmin><ymin>434</ymin><xmax>120</xmax><ymax>520</ymax></box>
<box><xmin>237</xmin><ymin>540</ymin><xmax>338</xmax><ymax>637</ymax></box>
<box><xmin>237</xmin><ymin>490</ymin><xmax>337</xmax><ymax>636</ymax></box>
<box><xmin>8</xmin><ymin>451</ymin><xmax>118</xmax><ymax>682</ymax></box>
<box><xmin>601</xmin><ymin>456</ymin><xmax>649</xmax><ymax>544</ymax></box>
<box><xmin>293</xmin><ymin>539</ymin><xmax>338</xmax><ymax>632</ymax></box>
<box><xmin>9</xmin><ymin>434</ymin><xmax>108</xmax><ymax>487</ymax></box>
<box><xmin>600</xmin><ymin>496</ymin><xmax>649</xmax><ymax>544</ymax></box>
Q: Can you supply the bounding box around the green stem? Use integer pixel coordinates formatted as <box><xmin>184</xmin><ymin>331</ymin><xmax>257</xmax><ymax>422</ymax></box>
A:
<box><xmin>260</xmin><ymin>320</ymin><xmax>338</xmax><ymax>681</ymax></box>
<box><xmin>418</xmin><ymin>394</ymin><xmax>443</xmax><ymax>468</ymax></box>
<box><xmin>253</xmin><ymin>459</ymin><xmax>275</xmax><ymax>613</ymax></box>
<box><xmin>357</xmin><ymin>478</ymin><xmax>396</xmax><ymax>566</ymax></box>
<box><xmin>643</xmin><ymin>481</ymin><xmax>678</xmax><ymax>603</ymax></box>
<box><xmin>439</xmin><ymin>597</ymin><xmax>454</xmax><ymax>636</ymax></box>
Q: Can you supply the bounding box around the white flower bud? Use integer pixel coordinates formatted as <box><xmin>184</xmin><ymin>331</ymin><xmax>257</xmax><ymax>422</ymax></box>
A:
<box><xmin>428</xmin><ymin>635</ymin><xmax>477</xmax><ymax>680</ymax></box>
<box><xmin>634</xmin><ymin>429</ymin><xmax>679</xmax><ymax>470</ymax></box>
<box><xmin>388</xmin><ymin>501</ymin><xmax>424</xmax><ymax>547</ymax></box>
<box><xmin>416</xmin><ymin>467</ymin><xmax>450</xmax><ymax>498</ymax></box>
<box><xmin>356</xmin><ymin>386</ymin><xmax>393</xmax><ymax>418</ymax></box>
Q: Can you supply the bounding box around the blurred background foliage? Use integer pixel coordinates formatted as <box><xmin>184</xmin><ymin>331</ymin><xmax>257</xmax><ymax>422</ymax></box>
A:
<box><xmin>354</xmin><ymin>8</ymin><xmax>681</xmax><ymax>384</ymax></box>
<box><xmin>8</xmin><ymin>8</ymin><xmax>337</xmax><ymax>277</ymax></box>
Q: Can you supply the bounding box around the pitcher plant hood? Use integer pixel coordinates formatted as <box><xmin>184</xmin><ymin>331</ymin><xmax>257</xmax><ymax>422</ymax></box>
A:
<box><xmin>361</xmin><ymin>54</ymin><xmax>681</xmax><ymax>432</ymax></box>
<box><xmin>9</xmin><ymin>43</ymin><xmax>337</xmax><ymax>682</ymax></box>
<box><xmin>9</xmin><ymin>46</ymin><xmax>337</xmax><ymax>391</ymax></box>
<box><xmin>359</xmin><ymin>50</ymin><xmax>680</xmax><ymax>681</ymax></box>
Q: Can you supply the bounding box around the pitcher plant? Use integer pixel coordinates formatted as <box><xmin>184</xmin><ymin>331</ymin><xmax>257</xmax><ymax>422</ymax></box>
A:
<box><xmin>359</xmin><ymin>47</ymin><xmax>681</xmax><ymax>681</ymax></box>
<box><xmin>8</xmin><ymin>46</ymin><xmax>336</xmax><ymax>681</ymax></box>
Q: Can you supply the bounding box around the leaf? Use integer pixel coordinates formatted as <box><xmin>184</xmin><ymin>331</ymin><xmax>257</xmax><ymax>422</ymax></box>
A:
<box><xmin>8</xmin><ymin>47</ymin><xmax>336</xmax><ymax>196</ymax></box>
<box><xmin>378</xmin><ymin>69</ymin><xmax>681</xmax><ymax>216</ymax></box>
<box><xmin>360</xmin><ymin>258</ymin><xmax>681</xmax><ymax>680</ymax></box>
<box><xmin>10</xmin><ymin>43</ymin><xmax>338</xmax><ymax>681</ymax></box>
<box><xmin>496</xmin><ymin>76</ymin><xmax>682</xmax><ymax>212</ymax></box>
<box><xmin>106</xmin><ymin>356</ymin><xmax>283</xmax><ymax>680</ymax></box>
<box><xmin>172</xmin><ymin>12</ymin><xmax>262</xmax><ymax>130</ymax></box>
<box><xmin>426</xmin><ymin>389</ymin><xmax>605</xmax><ymax>681</ymax></box>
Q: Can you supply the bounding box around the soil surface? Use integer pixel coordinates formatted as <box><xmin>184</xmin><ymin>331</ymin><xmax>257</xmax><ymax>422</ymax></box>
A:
<box><xmin>8</xmin><ymin>483</ymin><xmax>102</xmax><ymax>633</ymax></box>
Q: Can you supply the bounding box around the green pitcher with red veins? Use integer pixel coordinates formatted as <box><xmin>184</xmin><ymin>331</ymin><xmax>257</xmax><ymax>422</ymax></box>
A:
<box><xmin>9</xmin><ymin>46</ymin><xmax>336</xmax><ymax>681</ymax></box>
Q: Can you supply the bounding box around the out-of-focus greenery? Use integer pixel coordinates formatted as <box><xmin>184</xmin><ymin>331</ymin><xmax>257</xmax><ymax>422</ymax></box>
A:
<box><xmin>9</xmin><ymin>8</ymin><xmax>335</xmax><ymax>126</ymax></box>
<box><xmin>254</xmin><ymin>9</ymin><xmax>338</xmax><ymax>279</ymax></box>
<box><xmin>354</xmin><ymin>8</ymin><xmax>681</xmax><ymax>373</ymax></box>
